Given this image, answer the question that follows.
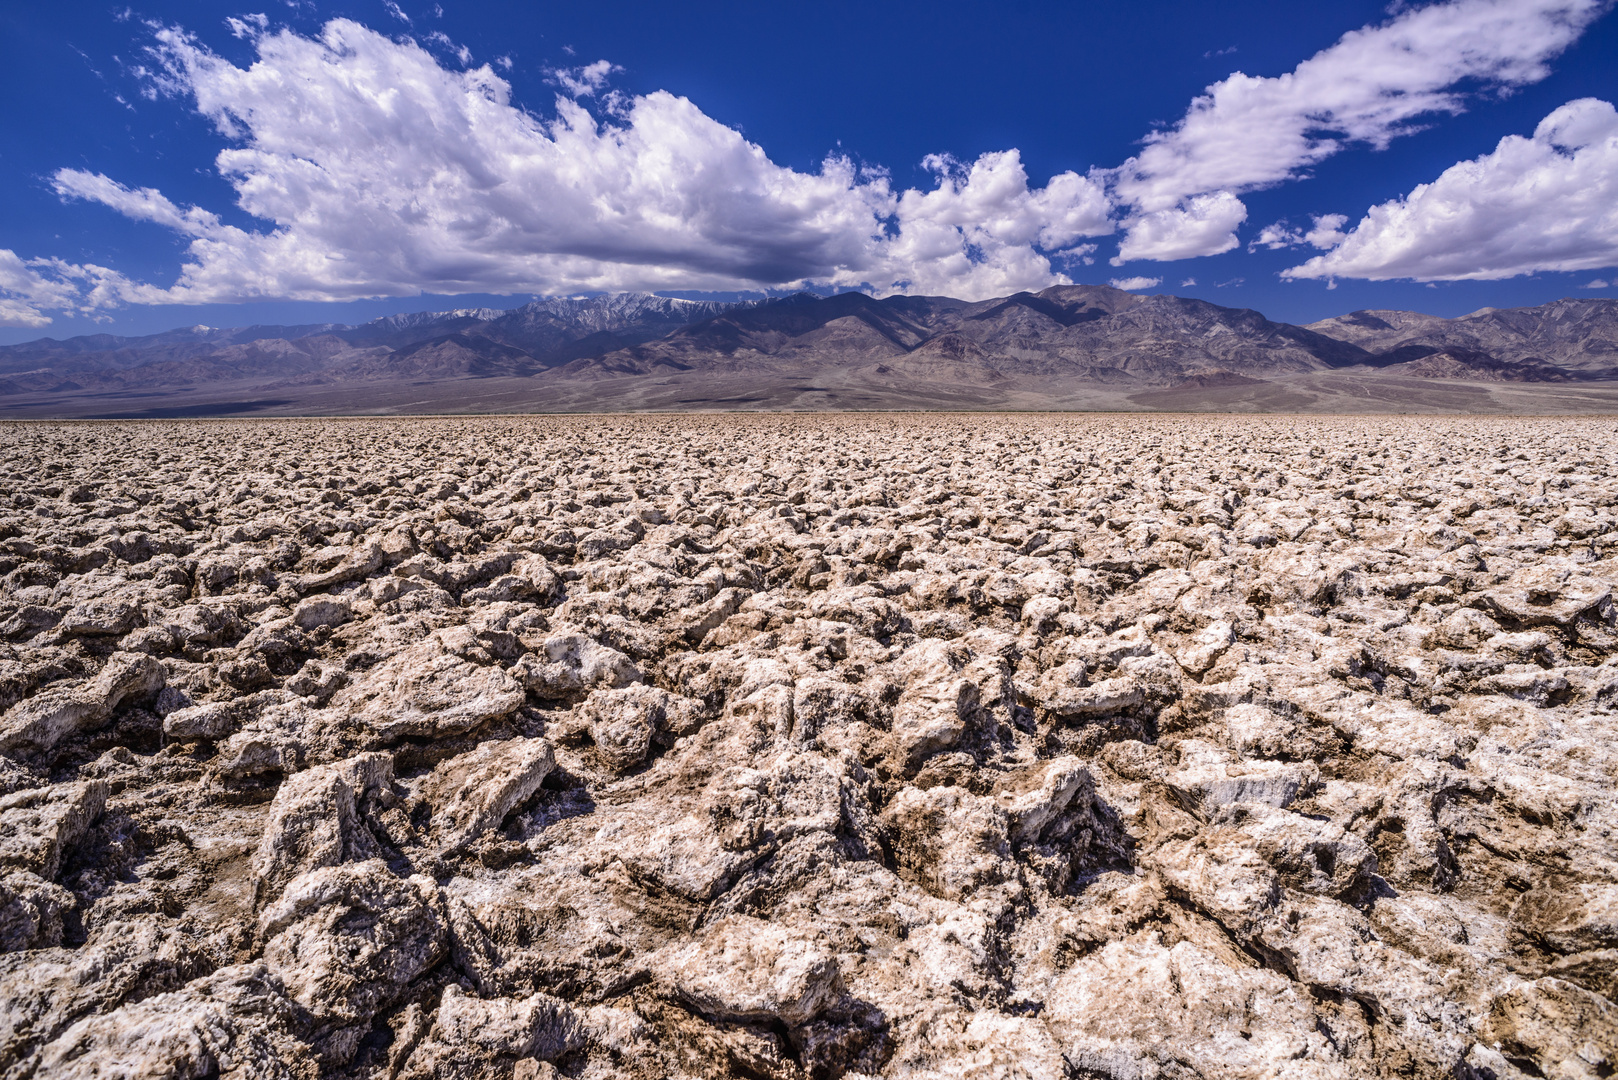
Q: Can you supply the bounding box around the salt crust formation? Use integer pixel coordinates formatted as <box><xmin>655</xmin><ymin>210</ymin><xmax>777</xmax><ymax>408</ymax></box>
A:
<box><xmin>0</xmin><ymin>414</ymin><xmax>1614</xmax><ymax>1079</ymax></box>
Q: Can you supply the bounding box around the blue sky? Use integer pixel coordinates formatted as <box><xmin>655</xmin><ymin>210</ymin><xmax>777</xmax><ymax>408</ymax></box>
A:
<box><xmin>2</xmin><ymin>0</ymin><xmax>1616</xmax><ymax>344</ymax></box>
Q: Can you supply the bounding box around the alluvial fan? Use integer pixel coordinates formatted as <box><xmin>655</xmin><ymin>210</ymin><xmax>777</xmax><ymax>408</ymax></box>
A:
<box><xmin>0</xmin><ymin>414</ymin><xmax>1615</xmax><ymax>1080</ymax></box>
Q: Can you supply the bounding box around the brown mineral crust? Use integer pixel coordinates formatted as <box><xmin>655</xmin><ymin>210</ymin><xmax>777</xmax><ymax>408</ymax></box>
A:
<box><xmin>0</xmin><ymin>413</ymin><xmax>1614</xmax><ymax>1079</ymax></box>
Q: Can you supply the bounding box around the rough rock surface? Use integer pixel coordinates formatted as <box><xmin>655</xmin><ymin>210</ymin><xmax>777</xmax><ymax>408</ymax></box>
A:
<box><xmin>0</xmin><ymin>414</ymin><xmax>1615</xmax><ymax>1079</ymax></box>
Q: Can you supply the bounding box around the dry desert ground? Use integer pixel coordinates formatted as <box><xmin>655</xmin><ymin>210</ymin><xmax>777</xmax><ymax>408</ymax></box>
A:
<box><xmin>0</xmin><ymin>414</ymin><xmax>1615</xmax><ymax>1079</ymax></box>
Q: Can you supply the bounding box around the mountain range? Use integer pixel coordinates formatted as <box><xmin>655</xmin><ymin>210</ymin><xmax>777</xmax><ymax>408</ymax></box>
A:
<box><xmin>2</xmin><ymin>287</ymin><xmax>1615</xmax><ymax>416</ymax></box>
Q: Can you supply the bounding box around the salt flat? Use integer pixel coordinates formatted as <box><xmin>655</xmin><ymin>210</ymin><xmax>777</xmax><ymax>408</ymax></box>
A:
<box><xmin>0</xmin><ymin>414</ymin><xmax>1614</xmax><ymax>1079</ymax></box>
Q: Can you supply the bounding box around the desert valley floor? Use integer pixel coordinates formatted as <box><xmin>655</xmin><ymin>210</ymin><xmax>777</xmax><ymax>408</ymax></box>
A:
<box><xmin>0</xmin><ymin>414</ymin><xmax>1615</xmax><ymax>1079</ymax></box>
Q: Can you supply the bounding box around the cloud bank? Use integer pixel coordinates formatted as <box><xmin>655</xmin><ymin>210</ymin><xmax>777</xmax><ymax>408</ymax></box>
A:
<box><xmin>1</xmin><ymin>0</ymin><xmax>1613</xmax><ymax>325</ymax></box>
<box><xmin>12</xmin><ymin>19</ymin><xmax>1111</xmax><ymax>326</ymax></box>
<box><xmin>1108</xmin><ymin>0</ymin><xmax>1610</xmax><ymax>262</ymax></box>
<box><xmin>0</xmin><ymin>250</ymin><xmax>157</xmax><ymax>329</ymax></box>
<box><xmin>1285</xmin><ymin>98</ymin><xmax>1618</xmax><ymax>281</ymax></box>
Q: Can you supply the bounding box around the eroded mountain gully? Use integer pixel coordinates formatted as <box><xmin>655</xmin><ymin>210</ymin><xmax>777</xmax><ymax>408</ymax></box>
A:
<box><xmin>0</xmin><ymin>415</ymin><xmax>1615</xmax><ymax>1080</ymax></box>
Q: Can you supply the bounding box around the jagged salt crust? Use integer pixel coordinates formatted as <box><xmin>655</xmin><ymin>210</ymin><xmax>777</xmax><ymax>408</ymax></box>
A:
<box><xmin>0</xmin><ymin>415</ymin><xmax>1615</xmax><ymax>1080</ymax></box>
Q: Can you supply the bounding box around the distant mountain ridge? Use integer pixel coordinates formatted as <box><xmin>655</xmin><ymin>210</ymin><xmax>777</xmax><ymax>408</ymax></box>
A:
<box><xmin>554</xmin><ymin>286</ymin><xmax>1373</xmax><ymax>385</ymax></box>
<box><xmin>1305</xmin><ymin>298</ymin><xmax>1618</xmax><ymax>372</ymax></box>
<box><xmin>1</xmin><ymin>288</ymin><xmax>1615</xmax><ymax>414</ymax></box>
<box><xmin>0</xmin><ymin>293</ymin><xmax>754</xmax><ymax>376</ymax></box>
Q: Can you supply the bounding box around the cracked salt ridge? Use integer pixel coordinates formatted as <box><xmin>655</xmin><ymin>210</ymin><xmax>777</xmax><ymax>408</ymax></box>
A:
<box><xmin>0</xmin><ymin>415</ymin><xmax>1614</xmax><ymax>1080</ymax></box>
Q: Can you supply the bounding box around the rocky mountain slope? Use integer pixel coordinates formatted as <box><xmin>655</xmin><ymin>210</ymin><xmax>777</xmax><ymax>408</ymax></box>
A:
<box><xmin>554</xmin><ymin>286</ymin><xmax>1369</xmax><ymax>384</ymax></box>
<box><xmin>0</xmin><ymin>292</ymin><xmax>1614</xmax><ymax>415</ymax></box>
<box><xmin>1306</xmin><ymin>298</ymin><xmax>1618</xmax><ymax>374</ymax></box>
<box><xmin>0</xmin><ymin>415</ymin><xmax>1615</xmax><ymax>1078</ymax></box>
<box><xmin>0</xmin><ymin>293</ymin><xmax>749</xmax><ymax>394</ymax></box>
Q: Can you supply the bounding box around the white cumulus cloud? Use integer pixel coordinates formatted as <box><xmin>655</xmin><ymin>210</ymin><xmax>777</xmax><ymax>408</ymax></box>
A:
<box><xmin>225</xmin><ymin>14</ymin><xmax>268</xmax><ymax>40</ymax></box>
<box><xmin>52</xmin><ymin>170</ymin><xmax>227</xmax><ymax>238</ymax></box>
<box><xmin>1113</xmin><ymin>192</ymin><xmax>1246</xmax><ymax>264</ymax></box>
<box><xmin>1109</xmin><ymin>276</ymin><xmax>1161</xmax><ymax>291</ymax></box>
<box><xmin>549</xmin><ymin>59</ymin><xmax>617</xmax><ymax>98</ymax></box>
<box><xmin>1284</xmin><ymin>98</ymin><xmax>1618</xmax><ymax>281</ymax></box>
<box><xmin>39</xmin><ymin>19</ymin><xmax>1111</xmax><ymax>313</ymax></box>
<box><xmin>0</xmin><ymin>251</ymin><xmax>79</xmax><ymax>326</ymax></box>
<box><xmin>1248</xmin><ymin>213</ymin><xmax>1349</xmax><ymax>253</ymax></box>
<box><xmin>1250</xmin><ymin>223</ymin><xmax>1300</xmax><ymax>252</ymax></box>
<box><xmin>0</xmin><ymin>249</ymin><xmax>155</xmax><ymax>328</ymax></box>
<box><xmin>16</xmin><ymin>0</ymin><xmax>1614</xmax><ymax>321</ymax></box>
<box><xmin>1108</xmin><ymin>0</ymin><xmax>1610</xmax><ymax>262</ymax></box>
<box><xmin>879</xmin><ymin>152</ymin><xmax>1113</xmax><ymax>296</ymax></box>
<box><xmin>1305</xmin><ymin>214</ymin><xmax>1350</xmax><ymax>250</ymax></box>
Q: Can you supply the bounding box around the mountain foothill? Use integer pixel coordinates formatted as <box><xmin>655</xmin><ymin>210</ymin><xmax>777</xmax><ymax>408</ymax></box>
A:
<box><xmin>2</xmin><ymin>287</ymin><xmax>1615</xmax><ymax>416</ymax></box>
